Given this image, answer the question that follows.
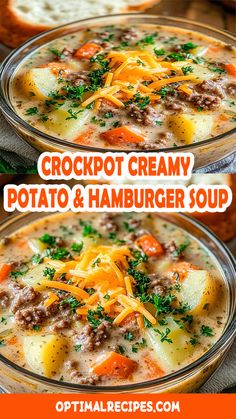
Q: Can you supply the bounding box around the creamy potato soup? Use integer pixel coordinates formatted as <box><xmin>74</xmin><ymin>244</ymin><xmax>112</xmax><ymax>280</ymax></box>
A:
<box><xmin>11</xmin><ymin>24</ymin><xmax>236</xmax><ymax>150</ymax></box>
<box><xmin>0</xmin><ymin>213</ymin><xmax>227</xmax><ymax>386</ymax></box>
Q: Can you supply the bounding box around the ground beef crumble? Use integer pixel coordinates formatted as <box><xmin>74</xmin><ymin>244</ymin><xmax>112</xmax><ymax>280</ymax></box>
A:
<box><xmin>0</xmin><ymin>291</ymin><xmax>10</xmax><ymax>309</ymax></box>
<box><xmin>76</xmin><ymin>321</ymin><xmax>111</xmax><ymax>352</ymax></box>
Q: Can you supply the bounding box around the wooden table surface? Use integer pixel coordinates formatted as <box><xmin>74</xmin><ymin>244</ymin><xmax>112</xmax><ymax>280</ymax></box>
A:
<box><xmin>148</xmin><ymin>0</ymin><xmax>235</xmax><ymax>32</ymax></box>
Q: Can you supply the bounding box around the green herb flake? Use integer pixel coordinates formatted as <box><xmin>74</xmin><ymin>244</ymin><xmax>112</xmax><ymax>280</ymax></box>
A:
<box><xmin>25</xmin><ymin>107</ymin><xmax>38</xmax><ymax>116</ymax></box>
<box><xmin>200</xmin><ymin>325</ymin><xmax>214</xmax><ymax>337</ymax></box>
<box><xmin>71</xmin><ymin>241</ymin><xmax>84</xmax><ymax>253</ymax></box>
<box><xmin>74</xmin><ymin>344</ymin><xmax>82</xmax><ymax>352</ymax></box>
<box><xmin>124</xmin><ymin>331</ymin><xmax>134</xmax><ymax>341</ymax></box>
<box><xmin>154</xmin><ymin>48</ymin><xmax>166</xmax><ymax>56</ymax></box>
<box><xmin>117</xmin><ymin>345</ymin><xmax>126</xmax><ymax>355</ymax></box>
<box><xmin>181</xmin><ymin>66</ymin><xmax>193</xmax><ymax>75</ymax></box>
<box><xmin>155</xmin><ymin>327</ymin><xmax>173</xmax><ymax>343</ymax></box>
<box><xmin>43</xmin><ymin>267</ymin><xmax>56</xmax><ymax>280</ymax></box>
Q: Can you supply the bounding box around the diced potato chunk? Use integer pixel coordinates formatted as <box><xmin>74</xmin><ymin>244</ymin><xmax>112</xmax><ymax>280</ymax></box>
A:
<box><xmin>23</xmin><ymin>334</ymin><xmax>68</xmax><ymax>378</ymax></box>
<box><xmin>180</xmin><ymin>270</ymin><xmax>218</xmax><ymax>315</ymax></box>
<box><xmin>192</xmin><ymin>46</ymin><xmax>208</xmax><ymax>57</ymax></box>
<box><xmin>28</xmin><ymin>238</ymin><xmax>48</xmax><ymax>254</ymax></box>
<box><xmin>168</xmin><ymin>113</ymin><xmax>214</xmax><ymax>144</ymax></box>
<box><xmin>146</xmin><ymin>317</ymin><xmax>194</xmax><ymax>372</ymax></box>
<box><xmin>44</xmin><ymin>106</ymin><xmax>90</xmax><ymax>140</ymax></box>
<box><xmin>190</xmin><ymin>63</ymin><xmax>215</xmax><ymax>81</ymax></box>
<box><xmin>21</xmin><ymin>68</ymin><xmax>58</xmax><ymax>100</ymax></box>
<box><xmin>22</xmin><ymin>263</ymin><xmax>52</xmax><ymax>290</ymax></box>
<box><xmin>0</xmin><ymin>315</ymin><xmax>14</xmax><ymax>334</ymax></box>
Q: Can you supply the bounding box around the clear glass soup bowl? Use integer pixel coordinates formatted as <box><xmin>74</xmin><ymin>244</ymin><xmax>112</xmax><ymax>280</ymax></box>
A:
<box><xmin>0</xmin><ymin>211</ymin><xmax>235</xmax><ymax>393</ymax></box>
<box><xmin>0</xmin><ymin>14</ymin><xmax>236</xmax><ymax>169</ymax></box>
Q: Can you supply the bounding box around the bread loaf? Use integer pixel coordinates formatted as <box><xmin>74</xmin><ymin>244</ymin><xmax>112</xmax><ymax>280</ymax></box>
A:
<box><xmin>0</xmin><ymin>0</ymin><xmax>158</xmax><ymax>48</ymax></box>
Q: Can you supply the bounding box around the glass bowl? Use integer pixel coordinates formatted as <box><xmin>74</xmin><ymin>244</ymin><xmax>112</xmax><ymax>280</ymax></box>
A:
<box><xmin>0</xmin><ymin>211</ymin><xmax>235</xmax><ymax>393</ymax></box>
<box><xmin>0</xmin><ymin>14</ymin><xmax>236</xmax><ymax>169</ymax></box>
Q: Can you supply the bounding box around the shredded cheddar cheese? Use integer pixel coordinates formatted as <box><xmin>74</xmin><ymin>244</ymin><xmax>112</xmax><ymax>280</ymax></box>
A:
<box><xmin>80</xmin><ymin>49</ymin><xmax>198</xmax><ymax>109</ymax></box>
<box><xmin>41</xmin><ymin>244</ymin><xmax>157</xmax><ymax>328</ymax></box>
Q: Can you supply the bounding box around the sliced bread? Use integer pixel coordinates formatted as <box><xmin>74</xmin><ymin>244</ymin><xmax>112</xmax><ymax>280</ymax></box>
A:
<box><xmin>0</xmin><ymin>0</ymin><xmax>158</xmax><ymax>48</ymax></box>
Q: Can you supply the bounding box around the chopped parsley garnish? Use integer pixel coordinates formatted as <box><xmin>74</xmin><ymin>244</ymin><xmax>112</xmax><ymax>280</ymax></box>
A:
<box><xmin>181</xmin><ymin>66</ymin><xmax>193</xmax><ymax>75</ymax></box>
<box><xmin>43</xmin><ymin>267</ymin><xmax>56</xmax><ymax>280</ymax></box>
<box><xmin>31</xmin><ymin>253</ymin><xmax>43</xmax><ymax>265</ymax></box>
<box><xmin>231</xmin><ymin>117</ymin><xmax>236</xmax><ymax>122</ymax></box>
<box><xmin>127</xmin><ymin>92</ymin><xmax>150</xmax><ymax>110</ymax></box>
<box><xmin>87</xmin><ymin>304</ymin><xmax>112</xmax><ymax>328</ymax></box>
<box><xmin>200</xmin><ymin>325</ymin><xmax>214</xmax><ymax>337</ymax></box>
<box><xmin>154</xmin><ymin>48</ymin><xmax>166</xmax><ymax>56</ymax></box>
<box><xmin>127</xmin><ymin>268</ymin><xmax>150</xmax><ymax>294</ymax></box>
<box><xmin>80</xmin><ymin>220</ymin><xmax>102</xmax><ymax>238</ymax></box>
<box><xmin>91</xmin><ymin>116</ymin><xmax>106</xmax><ymax>127</ymax></box>
<box><xmin>180</xmin><ymin>42</ymin><xmax>198</xmax><ymax>52</ymax></box>
<box><xmin>124</xmin><ymin>331</ymin><xmax>134</xmax><ymax>341</ymax></box>
<box><xmin>131</xmin><ymin>338</ymin><xmax>147</xmax><ymax>353</ymax></box>
<box><xmin>66</xmin><ymin>109</ymin><xmax>84</xmax><ymax>120</ymax></box>
<box><xmin>156</xmin><ymin>120</ymin><xmax>163</xmax><ymax>126</ymax></box>
<box><xmin>113</xmin><ymin>41</ymin><xmax>129</xmax><ymax>51</ymax></box>
<box><xmin>71</xmin><ymin>241</ymin><xmax>83</xmax><ymax>253</ymax></box>
<box><xmin>136</xmin><ymin>34</ymin><xmax>158</xmax><ymax>47</ymax></box>
<box><xmin>129</xmin><ymin>249</ymin><xmax>148</xmax><ymax>268</ymax></box>
<box><xmin>103</xmin><ymin>294</ymin><xmax>110</xmax><ymax>300</ymax></box>
<box><xmin>197</xmin><ymin>107</ymin><xmax>203</xmax><ymax>112</ymax></box>
<box><xmin>91</xmin><ymin>257</ymin><xmax>101</xmax><ymax>267</ymax></box>
<box><xmin>85</xmin><ymin>288</ymin><xmax>96</xmax><ymax>295</ymax></box>
<box><xmin>74</xmin><ymin>344</ymin><xmax>82</xmax><ymax>352</ymax></box>
<box><xmin>39</xmin><ymin>233</ymin><xmax>57</xmax><ymax>247</ymax></box>
<box><xmin>0</xmin><ymin>339</ymin><xmax>5</xmax><ymax>347</ymax></box>
<box><xmin>158</xmin><ymin>318</ymin><xmax>168</xmax><ymax>326</ymax></box>
<box><xmin>172</xmin><ymin>241</ymin><xmax>190</xmax><ymax>258</ymax></box>
<box><xmin>190</xmin><ymin>336</ymin><xmax>199</xmax><ymax>346</ymax></box>
<box><xmin>0</xmin><ymin>317</ymin><xmax>7</xmax><ymax>325</ymax></box>
<box><xmin>108</xmin><ymin>232</ymin><xmax>125</xmax><ymax>245</ymax></box>
<box><xmin>33</xmin><ymin>325</ymin><xmax>40</xmax><ymax>331</ymax></box>
<box><xmin>144</xmin><ymin>317</ymin><xmax>152</xmax><ymax>328</ymax></box>
<box><xmin>152</xmin><ymin>293</ymin><xmax>176</xmax><ymax>316</ymax></box>
<box><xmin>154</xmin><ymin>327</ymin><xmax>173</xmax><ymax>343</ymax></box>
<box><xmin>61</xmin><ymin>296</ymin><xmax>82</xmax><ymax>312</ymax></box>
<box><xmin>167</xmin><ymin>52</ymin><xmax>185</xmax><ymax>61</ymax></box>
<box><xmin>193</xmin><ymin>56</ymin><xmax>205</xmax><ymax>64</ymax></box>
<box><xmin>208</xmin><ymin>65</ymin><xmax>226</xmax><ymax>74</ymax></box>
<box><xmin>25</xmin><ymin>107</ymin><xmax>38</xmax><ymax>116</ymax></box>
<box><xmin>117</xmin><ymin>345</ymin><xmax>126</xmax><ymax>355</ymax></box>
<box><xmin>49</xmin><ymin>47</ymin><xmax>65</xmax><ymax>59</ymax></box>
<box><xmin>123</xmin><ymin>221</ymin><xmax>135</xmax><ymax>232</ymax></box>
<box><xmin>46</xmin><ymin>247</ymin><xmax>71</xmax><ymax>260</ymax></box>
<box><xmin>104</xmin><ymin>111</ymin><xmax>114</xmax><ymax>119</ymax></box>
<box><xmin>11</xmin><ymin>267</ymin><xmax>29</xmax><ymax>278</ymax></box>
<box><xmin>157</xmin><ymin>86</ymin><xmax>175</xmax><ymax>98</ymax></box>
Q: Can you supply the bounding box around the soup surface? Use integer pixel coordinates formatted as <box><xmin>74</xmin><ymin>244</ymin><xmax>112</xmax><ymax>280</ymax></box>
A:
<box><xmin>11</xmin><ymin>24</ymin><xmax>236</xmax><ymax>150</ymax></box>
<box><xmin>0</xmin><ymin>213</ymin><xmax>227</xmax><ymax>386</ymax></box>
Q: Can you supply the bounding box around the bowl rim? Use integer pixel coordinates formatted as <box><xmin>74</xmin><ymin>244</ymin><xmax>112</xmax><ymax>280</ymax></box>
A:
<box><xmin>0</xmin><ymin>210</ymin><xmax>235</xmax><ymax>392</ymax></box>
<box><xmin>0</xmin><ymin>13</ymin><xmax>236</xmax><ymax>153</ymax></box>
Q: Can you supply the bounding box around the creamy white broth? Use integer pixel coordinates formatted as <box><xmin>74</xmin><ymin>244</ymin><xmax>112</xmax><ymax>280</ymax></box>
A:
<box><xmin>11</xmin><ymin>24</ymin><xmax>236</xmax><ymax>150</ymax></box>
<box><xmin>0</xmin><ymin>212</ymin><xmax>227</xmax><ymax>386</ymax></box>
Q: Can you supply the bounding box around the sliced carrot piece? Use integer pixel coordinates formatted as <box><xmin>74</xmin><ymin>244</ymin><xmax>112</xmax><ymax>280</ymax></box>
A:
<box><xmin>136</xmin><ymin>235</ymin><xmax>164</xmax><ymax>257</ymax></box>
<box><xmin>73</xmin><ymin>128</ymin><xmax>95</xmax><ymax>145</ymax></box>
<box><xmin>91</xmin><ymin>351</ymin><xmax>138</xmax><ymax>378</ymax></box>
<box><xmin>41</xmin><ymin>62</ymin><xmax>70</xmax><ymax>76</ymax></box>
<box><xmin>7</xmin><ymin>336</ymin><xmax>18</xmax><ymax>346</ymax></box>
<box><xmin>74</xmin><ymin>43</ymin><xmax>101</xmax><ymax>59</ymax></box>
<box><xmin>143</xmin><ymin>355</ymin><xmax>164</xmax><ymax>379</ymax></box>
<box><xmin>225</xmin><ymin>63</ymin><xmax>236</xmax><ymax>77</ymax></box>
<box><xmin>0</xmin><ymin>263</ymin><xmax>11</xmax><ymax>283</ymax></box>
<box><xmin>170</xmin><ymin>261</ymin><xmax>199</xmax><ymax>281</ymax></box>
<box><xmin>119</xmin><ymin>311</ymin><xmax>137</xmax><ymax>326</ymax></box>
<box><xmin>101</xmin><ymin>126</ymin><xmax>145</xmax><ymax>145</ymax></box>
